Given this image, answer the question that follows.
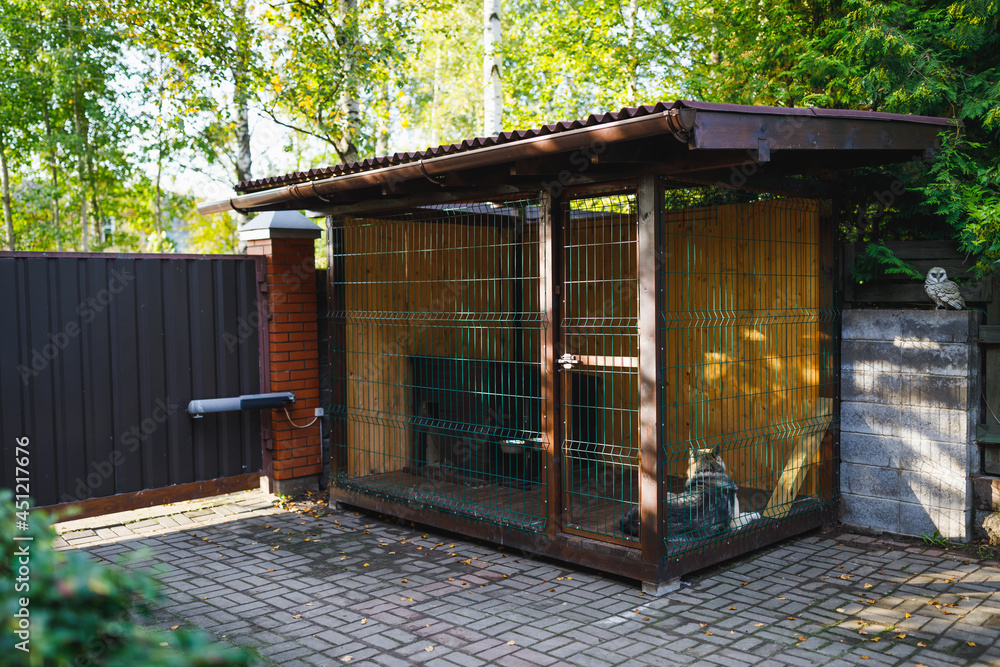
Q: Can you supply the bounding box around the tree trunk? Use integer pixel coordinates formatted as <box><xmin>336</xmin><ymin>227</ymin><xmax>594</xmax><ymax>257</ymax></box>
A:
<box><xmin>233</xmin><ymin>0</ymin><xmax>253</xmax><ymax>234</ymax></box>
<box><xmin>155</xmin><ymin>153</ymin><xmax>163</xmax><ymax>244</ymax></box>
<box><xmin>73</xmin><ymin>90</ymin><xmax>90</xmax><ymax>251</ymax></box>
<box><xmin>374</xmin><ymin>0</ymin><xmax>390</xmax><ymax>157</ymax></box>
<box><xmin>336</xmin><ymin>0</ymin><xmax>360</xmax><ymax>163</ymax></box>
<box><xmin>0</xmin><ymin>135</ymin><xmax>13</xmax><ymax>251</ymax></box>
<box><xmin>482</xmin><ymin>0</ymin><xmax>503</xmax><ymax>136</ymax></box>
<box><xmin>431</xmin><ymin>49</ymin><xmax>441</xmax><ymax>146</ymax></box>
<box><xmin>44</xmin><ymin>107</ymin><xmax>61</xmax><ymax>250</ymax></box>
<box><xmin>625</xmin><ymin>0</ymin><xmax>639</xmax><ymax>106</ymax></box>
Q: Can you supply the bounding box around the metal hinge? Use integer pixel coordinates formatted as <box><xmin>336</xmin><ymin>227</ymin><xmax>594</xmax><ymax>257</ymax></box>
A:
<box><xmin>256</xmin><ymin>261</ymin><xmax>269</xmax><ymax>293</ymax></box>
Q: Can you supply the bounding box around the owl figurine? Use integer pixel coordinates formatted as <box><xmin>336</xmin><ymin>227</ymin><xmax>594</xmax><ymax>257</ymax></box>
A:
<box><xmin>924</xmin><ymin>267</ymin><xmax>965</xmax><ymax>310</ymax></box>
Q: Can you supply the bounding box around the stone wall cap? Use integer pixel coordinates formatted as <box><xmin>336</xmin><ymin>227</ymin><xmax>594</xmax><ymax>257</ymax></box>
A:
<box><xmin>238</xmin><ymin>211</ymin><xmax>322</xmax><ymax>240</ymax></box>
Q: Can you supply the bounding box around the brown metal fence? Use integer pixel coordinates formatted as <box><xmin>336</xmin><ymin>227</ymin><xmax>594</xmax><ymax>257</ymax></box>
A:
<box><xmin>0</xmin><ymin>253</ymin><xmax>264</xmax><ymax>507</ymax></box>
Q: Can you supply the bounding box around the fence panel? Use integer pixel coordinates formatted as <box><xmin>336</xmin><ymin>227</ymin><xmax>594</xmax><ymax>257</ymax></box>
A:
<box><xmin>0</xmin><ymin>253</ymin><xmax>263</xmax><ymax>507</ymax></box>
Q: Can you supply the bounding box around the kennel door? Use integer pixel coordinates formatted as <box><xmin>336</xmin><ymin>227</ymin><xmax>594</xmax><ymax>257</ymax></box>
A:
<box><xmin>559</xmin><ymin>193</ymin><xmax>640</xmax><ymax>543</ymax></box>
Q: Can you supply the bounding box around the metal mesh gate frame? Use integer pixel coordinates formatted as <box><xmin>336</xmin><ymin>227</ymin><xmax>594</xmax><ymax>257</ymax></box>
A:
<box><xmin>559</xmin><ymin>191</ymin><xmax>640</xmax><ymax>543</ymax></box>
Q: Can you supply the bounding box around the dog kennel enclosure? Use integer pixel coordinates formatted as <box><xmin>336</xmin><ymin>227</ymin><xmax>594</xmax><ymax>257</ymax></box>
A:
<box><xmin>204</xmin><ymin>101</ymin><xmax>955</xmax><ymax>591</ymax></box>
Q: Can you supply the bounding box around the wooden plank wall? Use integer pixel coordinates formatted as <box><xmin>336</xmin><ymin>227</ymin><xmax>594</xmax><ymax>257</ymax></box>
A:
<box><xmin>660</xmin><ymin>199</ymin><xmax>833</xmax><ymax>500</ymax></box>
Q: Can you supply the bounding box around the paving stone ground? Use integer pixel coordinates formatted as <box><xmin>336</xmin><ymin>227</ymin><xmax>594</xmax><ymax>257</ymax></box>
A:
<box><xmin>54</xmin><ymin>490</ymin><xmax>1000</xmax><ymax>666</ymax></box>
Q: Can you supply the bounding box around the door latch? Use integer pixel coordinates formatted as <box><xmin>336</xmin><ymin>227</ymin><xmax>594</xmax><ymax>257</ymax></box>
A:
<box><xmin>558</xmin><ymin>353</ymin><xmax>579</xmax><ymax>370</ymax></box>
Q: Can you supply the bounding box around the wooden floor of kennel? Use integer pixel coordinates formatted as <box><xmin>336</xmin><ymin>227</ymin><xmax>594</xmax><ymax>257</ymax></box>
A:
<box><xmin>200</xmin><ymin>101</ymin><xmax>956</xmax><ymax>591</ymax></box>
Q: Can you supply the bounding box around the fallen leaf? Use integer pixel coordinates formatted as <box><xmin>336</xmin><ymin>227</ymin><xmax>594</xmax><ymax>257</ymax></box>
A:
<box><xmin>268</xmin><ymin>568</ymin><xmax>276</xmax><ymax>572</ymax></box>
<box><xmin>360</xmin><ymin>619</ymin><xmax>367</xmax><ymax>625</ymax></box>
<box><xmin>340</xmin><ymin>556</ymin><xmax>346</xmax><ymax>561</ymax></box>
<box><xmin>341</xmin><ymin>656</ymin><xmax>352</xmax><ymax>662</ymax></box>
<box><xmin>864</xmin><ymin>583</ymin><xmax>873</xmax><ymax>589</ymax></box>
<box><xmin>363</xmin><ymin>563</ymin><xmax>369</xmax><ymax>567</ymax></box>
<box><xmin>741</xmin><ymin>581</ymin><xmax>749</xmax><ymax>586</ymax></box>
<box><xmin>787</xmin><ymin>616</ymin><xmax>796</xmax><ymax>621</ymax></box>
<box><xmin>293</xmin><ymin>614</ymin><xmax>302</xmax><ymax>619</ymax></box>
<box><xmin>642</xmin><ymin>617</ymin><xmax>650</xmax><ymax>621</ymax></box>
<box><xmin>968</xmin><ymin>642</ymin><xmax>976</xmax><ymax>647</ymax></box>
<box><xmin>424</xmin><ymin>646</ymin><xmax>433</xmax><ymax>652</ymax></box>
<box><xmin>401</xmin><ymin>579</ymin><xmax>408</xmax><ymax>584</ymax></box>
<box><xmin>917</xmin><ymin>641</ymin><xmax>928</xmax><ymax>647</ymax></box>
<box><xmin>861</xmin><ymin>656</ymin><xmax>869</xmax><ymax>660</ymax></box>
<box><xmin>706</xmin><ymin>632</ymin><xmax>713</xmax><ymax>636</ymax></box>
<box><xmin>169</xmin><ymin>625</ymin><xmax>179</xmax><ymax>630</ymax></box>
<box><xmin>905</xmin><ymin>613</ymin><xmax>911</xmax><ymax>618</ymax></box>
<box><xmin>798</xmin><ymin>636</ymin><xmax>806</xmax><ymax>641</ymax></box>
<box><xmin>700</xmin><ymin>623</ymin><xmax>708</xmax><ymax>628</ymax></box>
<box><xmin>895</xmin><ymin>634</ymin><xmax>906</xmax><ymax>639</ymax></box>
<box><xmin>728</xmin><ymin>606</ymin><xmax>737</xmax><ymax>610</ymax></box>
<box><xmin>870</xmin><ymin>637</ymin><xmax>880</xmax><ymax>642</ymax></box>
<box><xmin>507</xmin><ymin>641</ymin><xmax>515</xmax><ymax>646</ymax></box>
<box><xmin>754</xmin><ymin>623</ymin><xmax>765</xmax><ymax>627</ymax></box>
<box><xmin>859</xmin><ymin>630</ymin><xmax>869</xmax><ymax>635</ymax></box>
<box><xmin>779</xmin><ymin>597</ymin><xmax>787</xmax><ymax>600</ymax></box>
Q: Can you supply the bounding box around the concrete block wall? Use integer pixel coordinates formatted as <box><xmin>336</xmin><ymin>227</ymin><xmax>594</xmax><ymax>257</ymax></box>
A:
<box><xmin>840</xmin><ymin>310</ymin><xmax>980</xmax><ymax>541</ymax></box>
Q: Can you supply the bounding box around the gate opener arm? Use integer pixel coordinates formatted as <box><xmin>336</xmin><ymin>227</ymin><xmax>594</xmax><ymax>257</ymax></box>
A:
<box><xmin>187</xmin><ymin>392</ymin><xmax>295</xmax><ymax>418</ymax></box>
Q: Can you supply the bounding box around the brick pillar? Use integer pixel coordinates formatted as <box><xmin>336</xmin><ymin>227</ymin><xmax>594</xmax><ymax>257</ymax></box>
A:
<box><xmin>240</xmin><ymin>211</ymin><xmax>323</xmax><ymax>496</ymax></box>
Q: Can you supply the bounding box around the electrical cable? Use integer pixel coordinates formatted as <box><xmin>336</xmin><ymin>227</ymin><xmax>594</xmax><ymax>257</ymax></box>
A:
<box><xmin>284</xmin><ymin>405</ymin><xmax>319</xmax><ymax>428</ymax></box>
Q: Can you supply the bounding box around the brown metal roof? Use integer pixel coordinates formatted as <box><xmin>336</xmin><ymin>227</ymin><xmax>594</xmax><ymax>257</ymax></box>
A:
<box><xmin>235</xmin><ymin>100</ymin><xmax>956</xmax><ymax>195</ymax></box>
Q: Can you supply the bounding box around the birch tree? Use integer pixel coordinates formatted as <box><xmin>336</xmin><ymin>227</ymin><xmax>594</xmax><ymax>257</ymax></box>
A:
<box><xmin>482</xmin><ymin>0</ymin><xmax>502</xmax><ymax>135</ymax></box>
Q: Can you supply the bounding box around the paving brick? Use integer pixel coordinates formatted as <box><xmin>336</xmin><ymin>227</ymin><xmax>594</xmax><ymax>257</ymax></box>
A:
<box><xmin>56</xmin><ymin>490</ymin><xmax>1000</xmax><ymax>667</ymax></box>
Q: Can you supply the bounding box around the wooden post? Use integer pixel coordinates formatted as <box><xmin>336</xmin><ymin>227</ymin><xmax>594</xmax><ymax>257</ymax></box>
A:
<box><xmin>328</xmin><ymin>218</ymin><xmax>348</xmax><ymax>481</ymax></box>
<box><xmin>986</xmin><ymin>275</ymin><xmax>1000</xmax><ymax>473</ymax></box>
<box><xmin>540</xmin><ymin>189</ymin><xmax>563</xmax><ymax>538</ymax></box>
<box><xmin>637</xmin><ymin>174</ymin><xmax>667</xmax><ymax>589</ymax></box>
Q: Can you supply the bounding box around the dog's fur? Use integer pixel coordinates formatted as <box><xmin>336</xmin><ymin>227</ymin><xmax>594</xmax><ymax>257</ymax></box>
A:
<box><xmin>619</xmin><ymin>446</ymin><xmax>743</xmax><ymax>539</ymax></box>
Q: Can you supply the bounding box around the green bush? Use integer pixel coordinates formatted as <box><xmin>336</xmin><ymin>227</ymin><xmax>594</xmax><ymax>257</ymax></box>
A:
<box><xmin>0</xmin><ymin>490</ymin><xmax>255</xmax><ymax>666</ymax></box>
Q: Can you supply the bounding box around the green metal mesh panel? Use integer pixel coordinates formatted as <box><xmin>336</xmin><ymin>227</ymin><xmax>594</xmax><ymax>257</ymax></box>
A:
<box><xmin>560</xmin><ymin>192</ymin><xmax>640</xmax><ymax>542</ymax></box>
<box><xmin>328</xmin><ymin>198</ymin><xmax>548</xmax><ymax>532</ymax></box>
<box><xmin>659</xmin><ymin>185</ymin><xmax>838</xmax><ymax>557</ymax></box>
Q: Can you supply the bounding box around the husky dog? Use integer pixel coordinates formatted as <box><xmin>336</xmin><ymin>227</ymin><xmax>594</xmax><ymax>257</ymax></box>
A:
<box><xmin>619</xmin><ymin>446</ymin><xmax>739</xmax><ymax>539</ymax></box>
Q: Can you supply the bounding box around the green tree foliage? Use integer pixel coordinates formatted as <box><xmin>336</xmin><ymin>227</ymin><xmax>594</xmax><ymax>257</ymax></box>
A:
<box><xmin>0</xmin><ymin>490</ymin><xmax>254</xmax><ymax>665</ymax></box>
<box><xmin>665</xmin><ymin>0</ymin><xmax>999</xmax><ymax>277</ymax></box>
<box><xmin>264</xmin><ymin>0</ymin><xmax>416</xmax><ymax>163</ymax></box>
<box><xmin>504</xmin><ymin>0</ymin><xmax>677</xmax><ymax>128</ymax></box>
<box><xmin>2</xmin><ymin>0</ymin><xmax>995</xmax><ymax>264</ymax></box>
